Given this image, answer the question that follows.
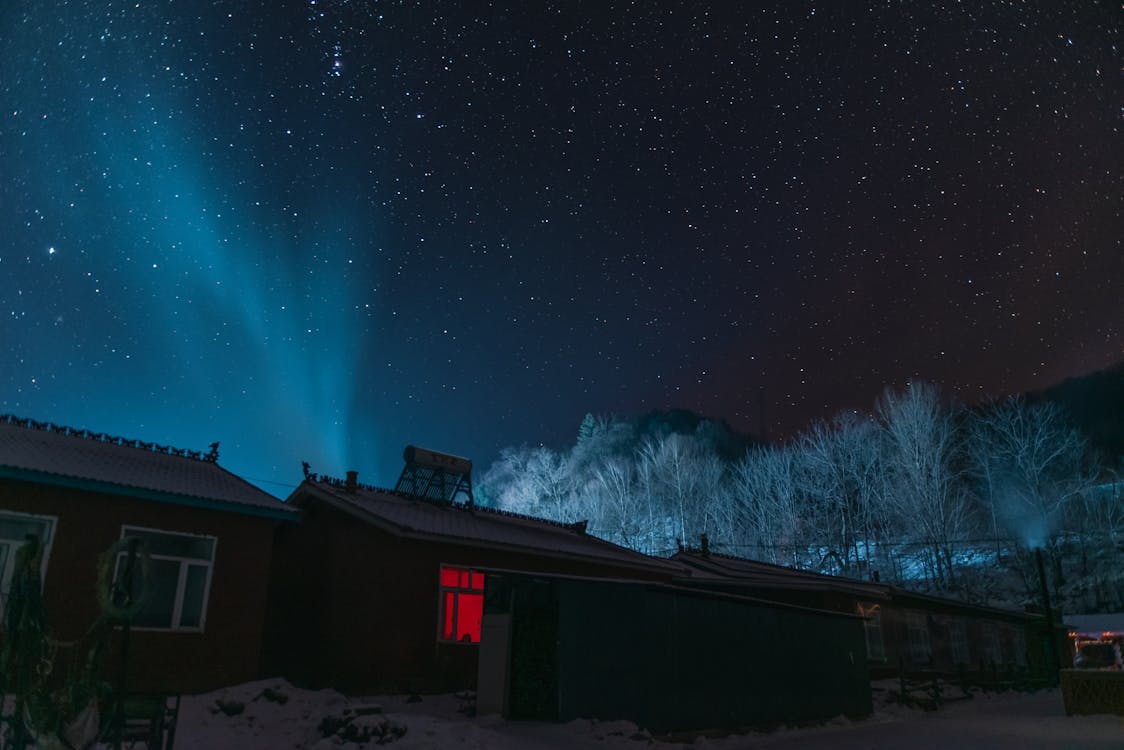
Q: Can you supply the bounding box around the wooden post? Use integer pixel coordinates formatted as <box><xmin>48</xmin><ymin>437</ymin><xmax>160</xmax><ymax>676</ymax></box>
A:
<box><xmin>1034</xmin><ymin>548</ymin><xmax>1059</xmax><ymax>686</ymax></box>
<box><xmin>899</xmin><ymin>657</ymin><xmax>906</xmax><ymax>704</ymax></box>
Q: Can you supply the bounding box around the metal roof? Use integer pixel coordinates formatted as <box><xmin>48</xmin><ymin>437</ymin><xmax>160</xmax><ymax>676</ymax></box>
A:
<box><xmin>295</xmin><ymin>479</ymin><xmax>686</xmax><ymax>576</ymax></box>
<box><xmin>1065</xmin><ymin>612</ymin><xmax>1124</xmax><ymax>636</ymax></box>
<box><xmin>674</xmin><ymin>550</ymin><xmax>1041</xmax><ymax>620</ymax></box>
<box><xmin>0</xmin><ymin>415</ymin><xmax>296</xmax><ymax>519</ymax></box>
<box><xmin>673</xmin><ymin>550</ymin><xmax>892</xmax><ymax>599</ymax></box>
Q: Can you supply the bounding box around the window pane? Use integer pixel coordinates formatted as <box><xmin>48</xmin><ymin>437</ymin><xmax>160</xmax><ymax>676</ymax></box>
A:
<box><xmin>908</xmin><ymin>612</ymin><xmax>930</xmax><ymax>662</ymax></box>
<box><xmin>440</xmin><ymin>567</ymin><xmax>459</xmax><ymax>588</ymax></box>
<box><xmin>456</xmin><ymin>592</ymin><xmax>483</xmax><ymax>643</ymax></box>
<box><xmin>124</xmin><ymin>529</ymin><xmax>214</xmax><ymax>560</ymax></box>
<box><xmin>442</xmin><ymin>592</ymin><xmax>456</xmax><ymax>640</ymax></box>
<box><xmin>459</xmin><ymin>571</ymin><xmax>469</xmax><ymax>588</ymax></box>
<box><xmin>0</xmin><ymin>516</ymin><xmax>50</xmax><ymax>544</ymax></box>
<box><xmin>130</xmin><ymin>558</ymin><xmax>179</xmax><ymax>628</ymax></box>
<box><xmin>178</xmin><ymin>564</ymin><xmax>208</xmax><ymax>628</ymax></box>
<box><xmin>470</xmin><ymin>572</ymin><xmax>485</xmax><ymax>590</ymax></box>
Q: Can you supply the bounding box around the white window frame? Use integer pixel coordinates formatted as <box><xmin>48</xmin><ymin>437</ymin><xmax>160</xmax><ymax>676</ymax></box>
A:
<box><xmin>117</xmin><ymin>525</ymin><xmax>217</xmax><ymax>633</ymax></box>
<box><xmin>0</xmin><ymin>511</ymin><xmax>57</xmax><ymax>619</ymax></box>
<box><xmin>907</xmin><ymin>610</ymin><xmax>931</xmax><ymax>663</ymax></box>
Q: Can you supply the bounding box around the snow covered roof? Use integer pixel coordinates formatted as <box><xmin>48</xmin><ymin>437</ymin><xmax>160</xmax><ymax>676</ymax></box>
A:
<box><xmin>1065</xmin><ymin>612</ymin><xmax>1124</xmax><ymax>637</ymax></box>
<box><xmin>293</xmin><ymin>479</ymin><xmax>686</xmax><ymax>576</ymax></box>
<box><xmin>0</xmin><ymin>415</ymin><xmax>296</xmax><ymax>519</ymax></box>
<box><xmin>673</xmin><ymin>550</ymin><xmax>1042</xmax><ymax>621</ymax></box>
<box><xmin>672</xmin><ymin>550</ymin><xmax>892</xmax><ymax>600</ymax></box>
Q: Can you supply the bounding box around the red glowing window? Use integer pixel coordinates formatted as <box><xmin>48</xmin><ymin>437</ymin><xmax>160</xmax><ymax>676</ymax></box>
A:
<box><xmin>438</xmin><ymin>565</ymin><xmax>485</xmax><ymax>643</ymax></box>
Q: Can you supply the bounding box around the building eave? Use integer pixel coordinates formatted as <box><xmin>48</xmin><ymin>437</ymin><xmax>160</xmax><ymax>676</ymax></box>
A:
<box><xmin>0</xmin><ymin>466</ymin><xmax>299</xmax><ymax>522</ymax></box>
<box><xmin>294</xmin><ymin>482</ymin><xmax>686</xmax><ymax>577</ymax></box>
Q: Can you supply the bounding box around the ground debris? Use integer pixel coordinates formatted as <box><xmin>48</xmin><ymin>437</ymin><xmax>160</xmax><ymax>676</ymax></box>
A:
<box><xmin>317</xmin><ymin>706</ymin><xmax>405</xmax><ymax>746</ymax></box>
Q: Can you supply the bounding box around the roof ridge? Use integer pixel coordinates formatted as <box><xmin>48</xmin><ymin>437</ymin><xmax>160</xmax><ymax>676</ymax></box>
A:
<box><xmin>0</xmin><ymin>414</ymin><xmax>219</xmax><ymax>463</ymax></box>
<box><xmin>312</xmin><ymin>474</ymin><xmax>591</xmax><ymax>535</ymax></box>
<box><xmin>473</xmin><ymin>503</ymin><xmax>588</xmax><ymax>532</ymax></box>
<box><xmin>679</xmin><ymin>548</ymin><xmax>883</xmax><ymax>582</ymax></box>
<box><xmin>311</xmin><ymin>472</ymin><xmax>411</xmax><ymax>497</ymax></box>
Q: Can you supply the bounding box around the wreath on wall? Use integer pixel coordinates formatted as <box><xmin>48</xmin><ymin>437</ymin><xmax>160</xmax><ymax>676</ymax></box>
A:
<box><xmin>95</xmin><ymin>537</ymin><xmax>151</xmax><ymax>623</ymax></box>
<box><xmin>0</xmin><ymin>536</ymin><xmax>153</xmax><ymax>748</ymax></box>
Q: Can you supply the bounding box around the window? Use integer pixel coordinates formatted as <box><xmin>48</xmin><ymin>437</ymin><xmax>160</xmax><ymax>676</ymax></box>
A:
<box><xmin>949</xmin><ymin>619</ymin><xmax>970</xmax><ymax>665</ymax></box>
<box><xmin>0</xmin><ymin>511</ymin><xmax>56</xmax><ymax>617</ymax></box>
<box><xmin>907</xmin><ymin>611</ymin><xmax>931</xmax><ymax>663</ymax></box>
<box><xmin>116</xmin><ymin>526</ymin><xmax>216</xmax><ymax>631</ymax></box>
<box><xmin>438</xmin><ymin>566</ymin><xmax>485</xmax><ymax>643</ymax></box>
<box><xmin>857</xmin><ymin>603</ymin><xmax>885</xmax><ymax>660</ymax></box>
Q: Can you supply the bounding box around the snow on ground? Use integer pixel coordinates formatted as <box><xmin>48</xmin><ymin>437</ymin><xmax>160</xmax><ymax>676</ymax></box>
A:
<box><xmin>172</xmin><ymin>678</ymin><xmax>1124</xmax><ymax>750</ymax></box>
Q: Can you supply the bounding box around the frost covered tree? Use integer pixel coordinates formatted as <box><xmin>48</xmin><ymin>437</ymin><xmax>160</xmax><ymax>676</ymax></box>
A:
<box><xmin>572</xmin><ymin>456</ymin><xmax>664</xmax><ymax>554</ymax></box>
<box><xmin>797</xmin><ymin>413</ymin><xmax>892</xmax><ymax>577</ymax></box>
<box><xmin>477</xmin><ymin>445</ymin><xmax>576</xmax><ymax>521</ymax></box>
<box><xmin>1073</xmin><ymin>465</ymin><xmax>1124</xmax><ymax>609</ymax></box>
<box><xmin>969</xmin><ymin>397</ymin><xmax>1095</xmax><ymax>594</ymax></box>
<box><xmin>636</xmin><ymin>431</ymin><xmax>725</xmax><ymax>553</ymax></box>
<box><xmin>727</xmin><ymin>445</ymin><xmax>808</xmax><ymax>566</ymax></box>
<box><xmin>877</xmin><ymin>382</ymin><xmax>974</xmax><ymax>587</ymax></box>
<box><xmin>969</xmin><ymin>397</ymin><xmax>1092</xmax><ymax>547</ymax></box>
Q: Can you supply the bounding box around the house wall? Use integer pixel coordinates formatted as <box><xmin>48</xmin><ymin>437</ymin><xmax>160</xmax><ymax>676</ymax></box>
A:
<box><xmin>0</xmin><ymin>478</ymin><xmax>280</xmax><ymax>694</ymax></box>
<box><xmin>674</xmin><ymin>577</ymin><xmax>1048</xmax><ymax>680</ymax></box>
<box><xmin>485</xmin><ymin>575</ymin><xmax>871</xmax><ymax>732</ymax></box>
<box><xmin>872</xmin><ymin>602</ymin><xmax>1046</xmax><ymax>677</ymax></box>
<box><xmin>261</xmin><ymin>498</ymin><xmax>677</xmax><ymax>694</ymax></box>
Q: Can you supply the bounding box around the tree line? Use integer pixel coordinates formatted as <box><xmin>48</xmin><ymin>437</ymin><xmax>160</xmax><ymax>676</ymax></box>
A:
<box><xmin>478</xmin><ymin>383</ymin><xmax>1123</xmax><ymax>609</ymax></box>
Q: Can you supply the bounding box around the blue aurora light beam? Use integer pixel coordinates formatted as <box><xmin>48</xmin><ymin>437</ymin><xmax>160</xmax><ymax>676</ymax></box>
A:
<box><xmin>1</xmin><ymin>5</ymin><xmax>384</xmax><ymax>493</ymax></box>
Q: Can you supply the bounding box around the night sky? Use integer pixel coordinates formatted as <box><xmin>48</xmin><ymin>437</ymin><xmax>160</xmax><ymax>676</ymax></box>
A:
<box><xmin>2</xmin><ymin>1</ymin><xmax>1120</xmax><ymax>494</ymax></box>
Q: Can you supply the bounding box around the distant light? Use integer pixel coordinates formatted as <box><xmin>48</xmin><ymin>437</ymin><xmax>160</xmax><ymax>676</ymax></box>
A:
<box><xmin>48</xmin><ymin>246</ymin><xmax>56</xmax><ymax>255</ymax></box>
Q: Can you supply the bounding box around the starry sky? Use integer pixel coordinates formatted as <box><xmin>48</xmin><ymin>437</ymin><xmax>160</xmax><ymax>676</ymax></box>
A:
<box><xmin>1</xmin><ymin>1</ymin><xmax>1120</xmax><ymax>495</ymax></box>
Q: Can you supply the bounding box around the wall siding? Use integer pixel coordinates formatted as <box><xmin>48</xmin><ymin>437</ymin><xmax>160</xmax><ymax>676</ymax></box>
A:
<box><xmin>262</xmin><ymin>498</ymin><xmax>675</xmax><ymax>693</ymax></box>
<box><xmin>0</xmin><ymin>478</ymin><xmax>280</xmax><ymax>694</ymax></box>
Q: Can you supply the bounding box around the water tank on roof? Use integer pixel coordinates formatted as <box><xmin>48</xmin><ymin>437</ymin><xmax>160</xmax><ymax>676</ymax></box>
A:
<box><xmin>403</xmin><ymin>445</ymin><xmax>472</xmax><ymax>475</ymax></box>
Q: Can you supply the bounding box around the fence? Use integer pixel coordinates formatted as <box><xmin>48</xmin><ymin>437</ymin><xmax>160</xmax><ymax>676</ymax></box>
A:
<box><xmin>1059</xmin><ymin>669</ymin><xmax>1124</xmax><ymax>716</ymax></box>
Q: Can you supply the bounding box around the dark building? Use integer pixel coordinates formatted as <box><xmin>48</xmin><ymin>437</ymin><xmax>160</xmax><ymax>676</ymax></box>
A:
<box><xmin>0</xmin><ymin>415</ymin><xmax>296</xmax><ymax>693</ymax></box>
<box><xmin>264</xmin><ymin>449</ymin><xmax>876</xmax><ymax>731</ymax></box>
<box><xmin>673</xmin><ymin>548</ymin><xmax>1055</xmax><ymax>679</ymax></box>
<box><xmin>478</xmin><ymin>571</ymin><xmax>872</xmax><ymax>733</ymax></box>
<box><xmin>261</xmin><ymin>467</ymin><xmax>684</xmax><ymax>694</ymax></box>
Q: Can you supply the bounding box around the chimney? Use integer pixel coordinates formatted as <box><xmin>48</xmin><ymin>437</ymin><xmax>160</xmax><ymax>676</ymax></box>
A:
<box><xmin>700</xmin><ymin>533</ymin><xmax>710</xmax><ymax>556</ymax></box>
<box><xmin>345</xmin><ymin>470</ymin><xmax>358</xmax><ymax>494</ymax></box>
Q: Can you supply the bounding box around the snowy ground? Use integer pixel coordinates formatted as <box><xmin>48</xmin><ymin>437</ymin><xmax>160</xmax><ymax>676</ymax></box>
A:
<box><xmin>169</xmin><ymin>678</ymin><xmax>1124</xmax><ymax>750</ymax></box>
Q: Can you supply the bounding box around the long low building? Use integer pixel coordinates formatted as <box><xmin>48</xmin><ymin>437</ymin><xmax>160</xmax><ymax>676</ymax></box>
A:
<box><xmin>261</xmin><ymin>447</ymin><xmax>874</xmax><ymax>733</ymax></box>
<box><xmin>478</xmin><ymin>570</ymin><xmax>871</xmax><ymax>732</ymax></box>
<box><xmin>672</xmin><ymin>545</ymin><xmax>1062</xmax><ymax>680</ymax></box>
<box><xmin>261</xmin><ymin>465</ymin><xmax>688</xmax><ymax>694</ymax></box>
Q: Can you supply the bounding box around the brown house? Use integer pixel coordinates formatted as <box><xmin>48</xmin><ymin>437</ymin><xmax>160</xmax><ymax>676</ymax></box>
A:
<box><xmin>262</xmin><ymin>468</ymin><xmax>685</xmax><ymax>694</ymax></box>
<box><xmin>0</xmin><ymin>415</ymin><xmax>297</xmax><ymax>694</ymax></box>
<box><xmin>672</xmin><ymin>548</ymin><xmax>1055</xmax><ymax>679</ymax></box>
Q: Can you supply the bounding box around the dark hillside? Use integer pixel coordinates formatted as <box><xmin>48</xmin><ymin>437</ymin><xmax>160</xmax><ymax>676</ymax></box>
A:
<box><xmin>1032</xmin><ymin>360</ymin><xmax>1124</xmax><ymax>462</ymax></box>
<box><xmin>632</xmin><ymin>408</ymin><xmax>764</xmax><ymax>461</ymax></box>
